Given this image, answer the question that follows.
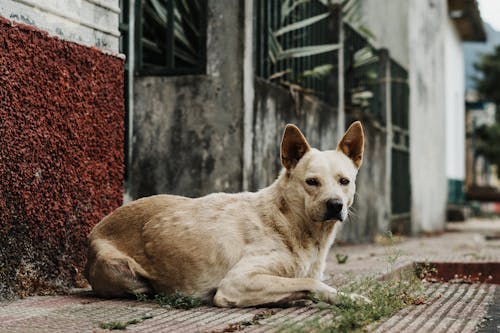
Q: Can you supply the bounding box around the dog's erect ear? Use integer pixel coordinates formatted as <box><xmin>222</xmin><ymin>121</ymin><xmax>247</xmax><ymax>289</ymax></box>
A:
<box><xmin>281</xmin><ymin>124</ymin><xmax>311</xmax><ymax>170</ymax></box>
<box><xmin>337</xmin><ymin>121</ymin><xmax>364</xmax><ymax>168</ymax></box>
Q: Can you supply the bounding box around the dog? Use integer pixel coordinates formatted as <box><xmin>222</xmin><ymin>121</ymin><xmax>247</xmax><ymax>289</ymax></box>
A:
<box><xmin>85</xmin><ymin>121</ymin><xmax>368</xmax><ymax>307</ymax></box>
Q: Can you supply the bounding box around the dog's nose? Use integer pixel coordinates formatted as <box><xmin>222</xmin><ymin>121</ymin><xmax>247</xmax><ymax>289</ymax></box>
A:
<box><xmin>324</xmin><ymin>199</ymin><xmax>343</xmax><ymax>221</ymax></box>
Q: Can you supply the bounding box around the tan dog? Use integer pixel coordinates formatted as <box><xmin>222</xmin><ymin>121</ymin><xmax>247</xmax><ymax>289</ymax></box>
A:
<box><xmin>85</xmin><ymin>122</ymin><xmax>367</xmax><ymax>307</ymax></box>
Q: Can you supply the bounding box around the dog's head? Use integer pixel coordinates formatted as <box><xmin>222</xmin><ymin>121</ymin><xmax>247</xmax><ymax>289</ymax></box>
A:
<box><xmin>280</xmin><ymin>122</ymin><xmax>364</xmax><ymax>223</ymax></box>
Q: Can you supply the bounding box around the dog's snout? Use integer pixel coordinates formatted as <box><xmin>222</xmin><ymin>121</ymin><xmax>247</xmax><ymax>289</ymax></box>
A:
<box><xmin>324</xmin><ymin>199</ymin><xmax>343</xmax><ymax>221</ymax></box>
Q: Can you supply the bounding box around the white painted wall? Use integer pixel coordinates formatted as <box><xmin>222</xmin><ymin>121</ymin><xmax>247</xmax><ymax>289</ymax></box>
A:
<box><xmin>361</xmin><ymin>0</ymin><xmax>410</xmax><ymax>68</ymax></box>
<box><xmin>408</xmin><ymin>0</ymin><xmax>448</xmax><ymax>232</ymax></box>
<box><xmin>361</xmin><ymin>0</ymin><xmax>455</xmax><ymax>232</ymax></box>
<box><xmin>0</xmin><ymin>0</ymin><xmax>120</xmax><ymax>52</ymax></box>
<box><xmin>444</xmin><ymin>19</ymin><xmax>466</xmax><ymax>181</ymax></box>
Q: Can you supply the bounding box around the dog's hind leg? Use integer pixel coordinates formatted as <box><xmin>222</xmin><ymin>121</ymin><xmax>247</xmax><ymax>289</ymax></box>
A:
<box><xmin>85</xmin><ymin>240</ymin><xmax>152</xmax><ymax>298</ymax></box>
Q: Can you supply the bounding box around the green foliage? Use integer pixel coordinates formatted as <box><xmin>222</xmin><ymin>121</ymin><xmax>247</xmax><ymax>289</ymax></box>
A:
<box><xmin>281</xmin><ymin>270</ymin><xmax>425</xmax><ymax>333</ymax></box>
<box><xmin>98</xmin><ymin>314</ymin><xmax>153</xmax><ymax>330</ymax></box>
<box><xmin>473</xmin><ymin>46</ymin><xmax>500</xmax><ymax>168</ymax></box>
<box><xmin>268</xmin><ymin>0</ymin><xmax>367</xmax><ymax>87</ymax></box>
<box><xmin>474</xmin><ymin>45</ymin><xmax>500</xmax><ymax>106</ymax></box>
<box><xmin>335</xmin><ymin>253</ymin><xmax>349</xmax><ymax>264</ymax></box>
<box><xmin>474</xmin><ymin>123</ymin><xmax>500</xmax><ymax>168</ymax></box>
<box><xmin>99</xmin><ymin>321</ymin><xmax>129</xmax><ymax>330</ymax></box>
<box><xmin>281</xmin><ymin>232</ymin><xmax>425</xmax><ymax>332</ymax></box>
<box><xmin>136</xmin><ymin>291</ymin><xmax>204</xmax><ymax>309</ymax></box>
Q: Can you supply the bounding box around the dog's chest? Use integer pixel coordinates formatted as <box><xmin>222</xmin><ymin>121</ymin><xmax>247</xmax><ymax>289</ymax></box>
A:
<box><xmin>292</xmin><ymin>245</ymin><xmax>323</xmax><ymax>278</ymax></box>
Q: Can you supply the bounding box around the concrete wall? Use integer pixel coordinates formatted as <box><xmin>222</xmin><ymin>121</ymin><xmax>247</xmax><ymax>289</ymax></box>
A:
<box><xmin>408</xmin><ymin>0</ymin><xmax>448</xmax><ymax>232</ymax></box>
<box><xmin>444</xmin><ymin>18</ymin><xmax>465</xmax><ymax>182</ymax></box>
<box><xmin>249</xmin><ymin>79</ymin><xmax>339</xmax><ymax>191</ymax></box>
<box><xmin>251</xmin><ymin>79</ymin><xmax>389</xmax><ymax>242</ymax></box>
<box><xmin>129</xmin><ymin>0</ymin><xmax>245</xmax><ymax>199</ymax></box>
<box><xmin>360</xmin><ymin>0</ymin><xmax>461</xmax><ymax>233</ymax></box>
<box><xmin>0</xmin><ymin>0</ymin><xmax>120</xmax><ymax>52</ymax></box>
<box><xmin>340</xmin><ymin>118</ymin><xmax>390</xmax><ymax>242</ymax></box>
<box><xmin>360</xmin><ymin>0</ymin><xmax>409</xmax><ymax>68</ymax></box>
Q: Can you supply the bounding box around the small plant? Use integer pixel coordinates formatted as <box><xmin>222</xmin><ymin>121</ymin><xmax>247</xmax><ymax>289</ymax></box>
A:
<box><xmin>209</xmin><ymin>310</ymin><xmax>277</xmax><ymax>333</ymax></box>
<box><xmin>98</xmin><ymin>314</ymin><xmax>153</xmax><ymax>330</ymax></box>
<box><xmin>135</xmin><ymin>291</ymin><xmax>204</xmax><ymax>309</ymax></box>
<box><xmin>379</xmin><ymin>231</ymin><xmax>406</xmax><ymax>272</ymax></box>
<box><xmin>99</xmin><ymin>321</ymin><xmax>128</xmax><ymax>330</ymax></box>
<box><xmin>414</xmin><ymin>261</ymin><xmax>438</xmax><ymax>281</ymax></box>
<box><xmin>280</xmin><ymin>231</ymin><xmax>426</xmax><ymax>332</ymax></box>
<box><xmin>281</xmin><ymin>273</ymin><xmax>425</xmax><ymax>333</ymax></box>
<box><xmin>335</xmin><ymin>253</ymin><xmax>349</xmax><ymax>264</ymax></box>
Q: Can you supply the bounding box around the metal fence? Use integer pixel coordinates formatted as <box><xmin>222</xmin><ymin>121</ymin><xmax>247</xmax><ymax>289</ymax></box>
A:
<box><xmin>253</xmin><ymin>0</ymin><xmax>338</xmax><ymax>101</ymax></box>
<box><xmin>343</xmin><ymin>24</ymin><xmax>411</xmax><ymax>226</ymax></box>
<box><xmin>134</xmin><ymin>0</ymin><xmax>207</xmax><ymax>76</ymax></box>
<box><xmin>389</xmin><ymin>59</ymin><xmax>410</xmax><ymax>218</ymax></box>
<box><xmin>344</xmin><ymin>24</ymin><xmax>385</xmax><ymax>124</ymax></box>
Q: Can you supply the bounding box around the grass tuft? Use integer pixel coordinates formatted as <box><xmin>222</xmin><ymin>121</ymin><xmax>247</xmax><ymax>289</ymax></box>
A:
<box><xmin>281</xmin><ymin>232</ymin><xmax>427</xmax><ymax>332</ymax></box>
<box><xmin>99</xmin><ymin>321</ymin><xmax>129</xmax><ymax>330</ymax></box>
<box><xmin>99</xmin><ymin>314</ymin><xmax>154</xmax><ymax>330</ymax></box>
<box><xmin>281</xmin><ymin>272</ymin><xmax>426</xmax><ymax>333</ymax></box>
<box><xmin>135</xmin><ymin>290</ymin><xmax>204</xmax><ymax>309</ymax></box>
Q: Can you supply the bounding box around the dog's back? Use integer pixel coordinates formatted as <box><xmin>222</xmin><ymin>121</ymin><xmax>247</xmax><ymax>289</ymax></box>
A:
<box><xmin>85</xmin><ymin>192</ymin><xmax>263</xmax><ymax>299</ymax></box>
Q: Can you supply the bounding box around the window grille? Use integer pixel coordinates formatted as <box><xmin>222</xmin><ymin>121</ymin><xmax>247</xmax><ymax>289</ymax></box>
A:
<box><xmin>135</xmin><ymin>0</ymin><xmax>207</xmax><ymax>75</ymax></box>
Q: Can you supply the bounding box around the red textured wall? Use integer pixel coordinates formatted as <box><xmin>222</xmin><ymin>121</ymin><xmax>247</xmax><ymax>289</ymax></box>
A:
<box><xmin>0</xmin><ymin>17</ymin><xmax>124</xmax><ymax>298</ymax></box>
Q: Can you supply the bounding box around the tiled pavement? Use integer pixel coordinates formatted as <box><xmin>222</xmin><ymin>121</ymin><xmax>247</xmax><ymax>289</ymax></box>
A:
<box><xmin>1</xmin><ymin>218</ymin><xmax>499</xmax><ymax>332</ymax></box>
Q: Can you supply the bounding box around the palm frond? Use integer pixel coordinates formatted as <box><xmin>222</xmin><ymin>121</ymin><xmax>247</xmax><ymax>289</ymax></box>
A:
<box><xmin>277</xmin><ymin>44</ymin><xmax>341</xmax><ymax>60</ymax></box>
<box><xmin>301</xmin><ymin>64</ymin><xmax>334</xmax><ymax>78</ymax></box>
<box><xmin>274</xmin><ymin>12</ymin><xmax>330</xmax><ymax>37</ymax></box>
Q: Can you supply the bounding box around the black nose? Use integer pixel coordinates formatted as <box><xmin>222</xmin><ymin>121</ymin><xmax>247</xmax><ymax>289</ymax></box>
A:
<box><xmin>324</xmin><ymin>199</ymin><xmax>343</xmax><ymax>221</ymax></box>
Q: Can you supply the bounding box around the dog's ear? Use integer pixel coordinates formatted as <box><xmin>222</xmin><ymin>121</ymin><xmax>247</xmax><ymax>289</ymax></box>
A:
<box><xmin>281</xmin><ymin>124</ymin><xmax>311</xmax><ymax>170</ymax></box>
<box><xmin>337</xmin><ymin>121</ymin><xmax>364</xmax><ymax>169</ymax></box>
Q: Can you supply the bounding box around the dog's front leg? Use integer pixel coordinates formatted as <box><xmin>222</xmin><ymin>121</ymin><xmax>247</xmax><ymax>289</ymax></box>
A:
<box><xmin>213</xmin><ymin>273</ymin><xmax>361</xmax><ymax>308</ymax></box>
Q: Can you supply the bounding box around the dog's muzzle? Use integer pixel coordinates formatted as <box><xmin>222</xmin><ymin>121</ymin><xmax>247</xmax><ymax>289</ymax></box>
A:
<box><xmin>323</xmin><ymin>199</ymin><xmax>344</xmax><ymax>221</ymax></box>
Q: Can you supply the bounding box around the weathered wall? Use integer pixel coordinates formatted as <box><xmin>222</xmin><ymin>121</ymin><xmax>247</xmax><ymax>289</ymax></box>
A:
<box><xmin>408</xmin><ymin>0</ymin><xmax>448</xmax><ymax>232</ymax></box>
<box><xmin>249</xmin><ymin>79</ymin><xmax>339</xmax><ymax>191</ymax></box>
<box><xmin>444</xmin><ymin>18</ymin><xmax>465</xmax><ymax>183</ymax></box>
<box><xmin>361</xmin><ymin>0</ymin><xmax>452</xmax><ymax>233</ymax></box>
<box><xmin>0</xmin><ymin>0</ymin><xmax>120</xmax><ymax>52</ymax></box>
<box><xmin>360</xmin><ymin>0</ymin><xmax>410</xmax><ymax>68</ymax></box>
<box><xmin>251</xmin><ymin>79</ymin><xmax>388</xmax><ymax>243</ymax></box>
<box><xmin>341</xmin><ymin>118</ymin><xmax>390</xmax><ymax>242</ymax></box>
<box><xmin>0</xmin><ymin>17</ymin><xmax>124</xmax><ymax>298</ymax></box>
<box><xmin>129</xmin><ymin>0</ymin><xmax>245</xmax><ymax>198</ymax></box>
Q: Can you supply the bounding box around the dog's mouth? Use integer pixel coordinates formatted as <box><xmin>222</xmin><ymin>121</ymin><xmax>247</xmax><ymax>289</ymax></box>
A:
<box><xmin>322</xmin><ymin>212</ymin><xmax>344</xmax><ymax>222</ymax></box>
<box><xmin>321</xmin><ymin>216</ymin><xmax>343</xmax><ymax>223</ymax></box>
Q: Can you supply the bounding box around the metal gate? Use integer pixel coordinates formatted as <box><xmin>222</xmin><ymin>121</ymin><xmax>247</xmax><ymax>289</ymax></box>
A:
<box><xmin>343</xmin><ymin>25</ymin><xmax>411</xmax><ymax>233</ymax></box>
<box><xmin>388</xmin><ymin>59</ymin><xmax>411</xmax><ymax>232</ymax></box>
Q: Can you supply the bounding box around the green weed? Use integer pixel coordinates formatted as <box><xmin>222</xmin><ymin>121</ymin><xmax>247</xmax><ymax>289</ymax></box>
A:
<box><xmin>280</xmin><ymin>232</ymin><xmax>426</xmax><ymax>332</ymax></box>
<box><xmin>281</xmin><ymin>272</ymin><xmax>425</xmax><ymax>333</ymax></box>
<box><xmin>135</xmin><ymin>290</ymin><xmax>204</xmax><ymax>309</ymax></box>
<box><xmin>98</xmin><ymin>314</ymin><xmax>153</xmax><ymax>330</ymax></box>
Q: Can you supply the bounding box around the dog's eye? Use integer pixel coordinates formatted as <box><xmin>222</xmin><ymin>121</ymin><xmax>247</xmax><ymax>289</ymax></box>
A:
<box><xmin>339</xmin><ymin>177</ymin><xmax>350</xmax><ymax>186</ymax></box>
<box><xmin>305</xmin><ymin>178</ymin><xmax>320</xmax><ymax>186</ymax></box>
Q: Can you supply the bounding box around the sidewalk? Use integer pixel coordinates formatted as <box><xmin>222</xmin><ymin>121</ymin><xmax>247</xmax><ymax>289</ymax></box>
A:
<box><xmin>1</xmin><ymin>218</ymin><xmax>498</xmax><ymax>333</ymax></box>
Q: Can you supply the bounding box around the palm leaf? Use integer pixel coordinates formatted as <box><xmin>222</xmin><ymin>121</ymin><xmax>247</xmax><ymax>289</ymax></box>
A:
<box><xmin>301</xmin><ymin>64</ymin><xmax>334</xmax><ymax>78</ymax></box>
<box><xmin>277</xmin><ymin>44</ymin><xmax>341</xmax><ymax>60</ymax></box>
<box><xmin>274</xmin><ymin>12</ymin><xmax>330</xmax><ymax>37</ymax></box>
<box><xmin>281</xmin><ymin>0</ymin><xmax>311</xmax><ymax>24</ymax></box>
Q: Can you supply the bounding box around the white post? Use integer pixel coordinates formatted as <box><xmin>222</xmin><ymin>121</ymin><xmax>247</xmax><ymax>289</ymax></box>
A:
<box><xmin>242</xmin><ymin>0</ymin><xmax>255</xmax><ymax>191</ymax></box>
<box><xmin>337</xmin><ymin>12</ymin><xmax>345</xmax><ymax>140</ymax></box>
